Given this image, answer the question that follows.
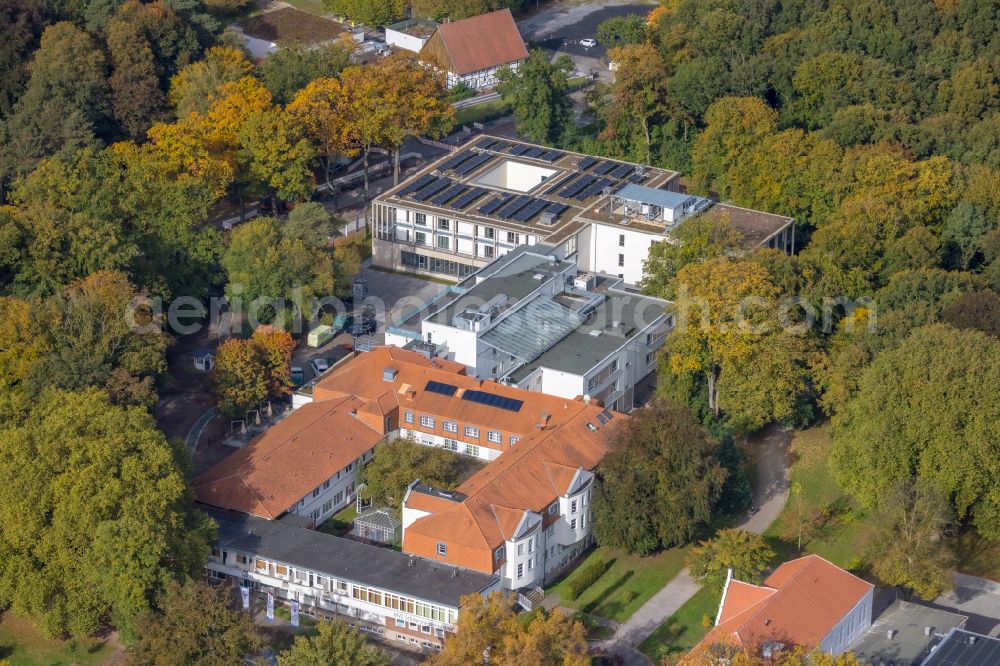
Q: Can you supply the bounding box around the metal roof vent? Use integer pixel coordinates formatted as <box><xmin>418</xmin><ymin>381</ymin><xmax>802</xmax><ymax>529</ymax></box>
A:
<box><xmin>383</xmin><ymin>367</ymin><xmax>398</xmax><ymax>381</ymax></box>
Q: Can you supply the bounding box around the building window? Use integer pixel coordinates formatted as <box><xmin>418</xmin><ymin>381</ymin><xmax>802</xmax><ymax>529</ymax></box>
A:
<box><xmin>646</xmin><ymin>352</ymin><xmax>655</xmax><ymax>366</ymax></box>
<box><xmin>571</xmin><ymin>499</ymin><xmax>577</xmax><ymax>514</ymax></box>
<box><xmin>436</xmin><ymin>542</ymin><xmax>447</xmax><ymax>557</ymax></box>
<box><xmin>437</xmin><ymin>235</ymin><xmax>450</xmax><ymax>250</ymax></box>
<box><xmin>495</xmin><ymin>546</ymin><xmax>504</xmax><ymax>560</ymax></box>
<box><xmin>255</xmin><ymin>559</ymin><xmax>269</xmax><ymax>572</ymax></box>
<box><xmin>483</xmin><ymin>226</ymin><xmax>495</xmax><ymax>239</ymax></box>
<box><xmin>466</xmin><ymin>444</ymin><xmax>480</xmax><ymax>458</ymax></box>
<box><xmin>517</xmin><ymin>563</ymin><xmax>524</xmax><ymax>579</ymax></box>
<box><xmin>619</xmin><ymin>234</ymin><xmax>625</xmax><ymax>247</ymax></box>
<box><xmin>618</xmin><ymin>253</ymin><xmax>625</xmax><ymax>267</ymax></box>
<box><xmin>570</xmin><ymin>519</ymin><xmax>577</xmax><ymax>530</ymax></box>
<box><xmin>415</xmin><ymin>231</ymin><xmax>427</xmax><ymax>245</ymax></box>
<box><xmin>443</xmin><ymin>421</ymin><xmax>458</xmax><ymax>433</ymax></box>
<box><xmin>275</xmin><ymin>564</ymin><xmax>288</xmax><ymax>576</ymax></box>
<box><xmin>211</xmin><ymin>547</ymin><xmax>221</xmax><ymax>558</ymax></box>
<box><xmin>483</xmin><ymin>245</ymin><xmax>495</xmax><ymax>259</ymax></box>
<box><xmin>548</xmin><ymin>503</ymin><xmax>557</xmax><ymax>516</ymax></box>
<box><xmin>346</xmin><ymin>462</ymin><xmax>353</xmax><ymax>472</ymax></box>
<box><xmin>509</xmin><ymin>435</ymin><xmax>519</xmax><ymax>446</ymax></box>
<box><xmin>437</xmin><ymin>219</ymin><xmax>450</xmax><ymax>231</ymax></box>
<box><xmin>236</xmin><ymin>553</ymin><xmax>248</xmax><ymax>565</ymax></box>
<box><xmin>323</xmin><ymin>480</ymin><xmax>330</xmax><ymax>490</ymax></box>
<box><xmin>396</xmin><ymin>618</ymin><xmax>405</xmax><ymax>627</ymax></box>
<box><xmin>404</xmin><ymin>411</ymin><xmax>413</xmax><ymax>423</ymax></box>
<box><xmin>334</xmin><ymin>490</ymin><xmax>344</xmax><ymax>505</ymax></box>
<box><xmin>422</xmin><ymin>625</ymin><xmax>431</xmax><ymax>634</ymax></box>
<box><xmin>435</xmin><ymin>628</ymin><xmax>445</xmax><ymax>638</ymax></box>
<box><xmin>487</xmin><ymin>430</ymin><xmax>501</xmax><ymax>444</ymax></box>
<box><xmin>465</xmin><ymin>425</ymin><xmax>480</xmax><ymax>438</ymax></box>
<box><xmin>420</xmin><ymin>415</ymin><xmax>435</xmax><ymax>428</ymax></box>
<box><xmin>517</xmin><ymin>543</ymin><xmax>524</xmax><ymax>556</ymax></box>
<box><xmin>443</xmin><ymin>438</ymin><xmax>459</xmax><ymax>451</ymax></box>
<box><xmin>312</xmin><ymin>487</ymin><xmax>320</xmax><ymax>498</ymax></box>
<box><xmin>506</xmin><ymin>231</ymin><xmax>516</xmax><ymax>244</ymax></box>
<box><xmin>415</xmin><ymin>212</ymin><xmax>427</xmax><ymax>226</ymax></box>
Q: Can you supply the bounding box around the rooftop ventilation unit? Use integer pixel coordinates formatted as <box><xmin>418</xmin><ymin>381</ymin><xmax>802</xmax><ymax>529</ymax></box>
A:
<box><xmin>574</xmin><ymin>273</ymin><xmax>597</xmax><ymax>290</ymax></box>
<box><xmin>383</xmin><ymin>367</ymin><xmax>398</xmax><ymax>382</ymax></box>
<box><xmin>539</xmin><ymin>211</ymin><xmax>557</xmax><ymax>226</ymax></box>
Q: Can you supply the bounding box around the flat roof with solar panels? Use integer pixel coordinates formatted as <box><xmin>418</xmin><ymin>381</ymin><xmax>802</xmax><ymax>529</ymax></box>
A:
<box><xmin>375</xmin><ymin>134</ymin><xmax>681</xmax><ymax>238</ymax></box>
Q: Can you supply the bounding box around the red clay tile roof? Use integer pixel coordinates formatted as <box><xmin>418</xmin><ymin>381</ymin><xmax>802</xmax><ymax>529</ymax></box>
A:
<box><xmin>690</xmin><ymin>555</ymin><xmax>873</xmax><ymax>660</ymax></box>
<box><xmin>716</xmin><ymin>580</ymin><xmax>776</xmax><ymax>624</ymax></box>
<box><xmin>194</xmin><ymin>396</ymin><xmax>384</xmax><ymax>519</ymax></box>
<box><xmin>420</xmin><ymin>9</ymin><xmax>528</xmax><ymax>76</ymax></box>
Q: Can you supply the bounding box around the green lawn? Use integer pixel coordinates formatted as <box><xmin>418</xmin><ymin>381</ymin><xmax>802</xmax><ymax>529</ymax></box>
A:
<box><xmin>762</xmin><ymin>426</ymin><xmax>874</xmax><ymax>570</ymax></box>
<box><xmin>317</xmin><ymin>504</ymin><xmax>357</xmax><ymax>537</ymax></box>
<box><xmin>454</xmin><ymin>98</ymin><xmax>512</xmax><ymax>128</ymax></box>
<box><xmin>282</xmin><ymin>0</ymin><xmax>329</xmax><ymax>16</ymax></box>
<box><xmin>638</xmin><ymin>584</ymin><xmax>722</xmax><ymax>661</ymax></box>
<box><xmin>546</xmin><ymin>547</ymin><xmax>687</xmax><ymax>623</ymax></box>
<box><xmin>0</xmin><ymin>614</ymin><xmax>117</xmax><ymax>666</ymax></box>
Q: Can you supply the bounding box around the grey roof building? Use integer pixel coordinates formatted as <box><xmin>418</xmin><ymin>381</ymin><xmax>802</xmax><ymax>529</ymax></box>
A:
<box><xmin>850</xmin><ymin>600</ymin><xmax>968</xmax><ymax>666</ymax></box>
<box><xmin>920</xmin><ymin>628</ymin><xmax>1000</xmax><ymax>666</ymax></box>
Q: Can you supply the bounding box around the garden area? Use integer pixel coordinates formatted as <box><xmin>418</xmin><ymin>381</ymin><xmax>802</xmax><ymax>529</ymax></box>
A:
<box><xmin>238</xmin><ymin>8</ymin><xmax>346</xmax><ymax>46</ymax></box>
<box><xmin>0</xmin><ymin>614</ymin><xmax>119</xmax><ymax>666</ymax></box>
<box><xmin>546</xmin><ymin>546</ymin><xmax>688</xmax><ymax>626</ymax></box>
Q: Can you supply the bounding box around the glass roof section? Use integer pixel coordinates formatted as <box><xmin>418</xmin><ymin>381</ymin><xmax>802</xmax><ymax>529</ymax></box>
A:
<box><xmin>481</xmin><ymin>298</ymin><xmax>586</xmax><ymax>363</ymax></box>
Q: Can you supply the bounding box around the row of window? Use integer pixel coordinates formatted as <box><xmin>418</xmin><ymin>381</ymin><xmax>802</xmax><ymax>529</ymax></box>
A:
<box><xmin>402</xmin><ymin>229</ymin><xmax>500</xmax><ymax>259</ymax></box>
<box><xmin>394</xmin><ymin>617</ymin><xmax>446</xmax><ymax>638</ymax></box>
<box><xmin>407</xmin><ymin>213</ymin><xmax>524</xmax><ymax>245</ymax></box>
<box><xmin>400</xmin><ymin>251</ymin><xmax>477</xmax><ymax>278</ymax></box>
<box><xmin>405</xmin><ymin>412</ymin><xmax>519</xmax><ymax>447</ymax></box>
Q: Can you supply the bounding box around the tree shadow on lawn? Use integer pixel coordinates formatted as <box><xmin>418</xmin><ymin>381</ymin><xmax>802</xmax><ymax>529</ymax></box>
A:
<box><xmin>583</xmin><ymin>569</ymin><xmax>634</xmax><ymax>616</ymax></box>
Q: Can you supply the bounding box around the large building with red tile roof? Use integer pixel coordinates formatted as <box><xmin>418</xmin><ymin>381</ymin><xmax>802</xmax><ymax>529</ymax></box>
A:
<box><xmin>687</xmin><ymin>555</ymin><xmax>874</xmax><ymax>662</ymax></box>
<box><xmin>419</xmin><ymin>9</ymin><xmax>528</xmax><ymax>89</ymax></box>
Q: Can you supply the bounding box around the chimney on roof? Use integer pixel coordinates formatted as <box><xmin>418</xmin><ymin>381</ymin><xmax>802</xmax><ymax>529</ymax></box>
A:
<box><xmin>925</xmin><ymin>626</ymin><xmax>933</xmax><ymax>636</ymax></box>
<box><xmin>408</xmin><ymin>557</ymin><xmax>414</xmax><ymax>567</ymax></box>
<box><xmin>406</xmin><ymin>389</ymin><xmax>416</xmax><ymax>400</ymax></box>
<box><xmin>886</xmin><ymin>629</ymin><xmax>896</xmax><ymax>639</ymax></box>
<box><xmin>764</xmin><ymin>619</ymin><xmax>771</xmax><ymax>626</ymax></box>
<box><xmin>537</xmin><ymin>412</ymin><xmax>551</xmax><ymax>429</ymax></box>
<box><xmin>383</xmin><ymin>367</ymin><xmax>398</xmax><ymax>381</ymax></box>
<box><xmin>968</xmin><ymin>634</ymin><xmax>977</xmax><ymax>645</ymax></box>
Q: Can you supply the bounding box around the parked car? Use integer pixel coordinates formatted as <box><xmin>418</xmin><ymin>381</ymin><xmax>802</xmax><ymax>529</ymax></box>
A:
<box><xmin>310</xmin><ymin>358</ymin><xmax>329</xmax><ymax>376</ymax></box>
<box><xmin>291</xmin><ymin>366</ymin><xmax>305</xmax><ymax>387</ymax></box>
<box><xmin>332</xmin><ymin>313</ymin><xmax>354</xmax><ymax>334</ymax></box>
<box><xmin>580</xmin><ymin>38</ymin><xmax>597</xmax><ymax>48</ymax></box>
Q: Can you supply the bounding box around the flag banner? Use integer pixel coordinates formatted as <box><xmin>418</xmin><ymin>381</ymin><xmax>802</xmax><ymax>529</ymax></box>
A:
<box><xmin>266</xmin><ymin>590</ymin><xmax>274</xmax><ymax>621</ymax></box>
<box><xmin>291</xmin><ymin>600</ymin><xmax>300</xmax><ymax>628</ymax></box>
<box><xmin>240</xmin><ymin>586</ymin><xmax>250</xmax><ymax>610</ymax></box>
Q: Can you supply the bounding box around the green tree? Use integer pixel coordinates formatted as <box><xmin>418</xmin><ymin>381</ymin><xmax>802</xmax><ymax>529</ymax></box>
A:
<box><xmin>238</xmin><ymin>107</ymin><xmax>316</xmax><ymax>209</ymax></box>
<box><xmin>212</xmin><ymin>326</ymin><xmax>294</xmax><ymax>416</ymax></box>
<box><xmin>940</xmin><ymin>289</ymin><xmax>1000</xmax><ymax>338</ymax></box>
<box><xmin>592</xmin><ymin>399</ymin><xmax>727</xmax><ymax>554</ymax></box>
<box><xmin>221</xmin><ymin>216</ymin><xmax>334</xmax><ymax>323</ymax></box>
<box><xmin>285</xmin><ymin>201</ymin><xmax>336</xmax><ymax>248</ymax></box>
<box><xmin>168</xmin><ymin>46</ymin><xmax>252</xmax><ymax>118</ymax></box>
<box><xmin>866</xmin><ymin>480</ymin><xmax>955</xmax><ymax>600</ymax></box>
<box><xmin>259</xmin><ymin>41</ymin><xmax>352</xmax><ymax>104</ymax></box>
<box><xmin>496</xmin><ymin>51</ymin><xmax>574</xmax><ymax>146</ymax></box>
<box><xmin>0</xmin><ymin>389</ymin><xmax>213</xmax><ymax>639</ymax></box>
<box><xmin>830</xmin><ymin>323</ymin><xmax>1000</xmax><ymax>539</ymax></box>
<box><xmin>0</xmin><ymin>0</ymin><xmax>44</xmax><ymax>118</ymax></box>
<box><xmin>604</xmin><ymin>43</ymin><xmax>668</xmax><ymax>164</ymax></box>
<box><xmin>687</xmin><ymin>528</ymin><xmax>775</xmax><ymax>588</ymax></box>
<box><xmin>323</xmin><ymin>0</ymin><xmax>405</xmax><ymax>27</ymax></box>
<box><xmin>278</xmin><ymin>620</ymin><xmax>388</xmax><ymax>666</ymax></box>
<box><xmin>126</xmin><ymin>580</ymin><xmax>260</xmax><ymax>666</ymax></box>
<box><xmin>360</xmin><ymin>437</ymin><xmax>458</xmax><ymax>508</ymax></box>
<box><xmin>641</xmin><ymin>214</ymin><xmax>744</xmax><ymax>299</ymax></box>
<box><xmin>596</xmin><ymin>15</ymin><xmax>647</xmax><ymax>49</ymax></box>
<box><xmin>691</xmin><ymin>97</ymin><xmax>777</xmax><ymax>198</ymax></box>
<box><xmin>1</xmin><ymin>22</ymin><xmax>109</xmax><ymax>181</ymax></box>
<box><xmin>107</xmin><ymin>12</ymin><xmax>166</xmax><ymax>139</ymax></box>
<box><xmin>943</xmin><ymin>201</ymin><xmax>992</xmax><ymax>269</ymax></box>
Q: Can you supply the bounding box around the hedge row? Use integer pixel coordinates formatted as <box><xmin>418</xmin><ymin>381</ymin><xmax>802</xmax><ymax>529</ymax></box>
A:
<box><xmin>567</xmin><ymin>556</ymin><xmax>610</xmax><ymax>600</ymax></box>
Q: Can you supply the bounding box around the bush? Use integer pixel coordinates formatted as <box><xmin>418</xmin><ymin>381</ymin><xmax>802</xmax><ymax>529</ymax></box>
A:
<box><xmin>567</xmin><ymin>556</ymin><xmax>610</xmax><ymax>600</ymax></box>
<box><xmin>621</xmin><ymin>590</ymin><xmax>636</xmax><ymax>604</ymax></box>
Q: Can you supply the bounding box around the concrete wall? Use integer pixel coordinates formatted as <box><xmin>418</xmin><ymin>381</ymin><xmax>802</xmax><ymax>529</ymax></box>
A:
<box><xmin>385</xmin><ymin>28</ymin><xmax>428</xmax><ymax>53</ymax></box>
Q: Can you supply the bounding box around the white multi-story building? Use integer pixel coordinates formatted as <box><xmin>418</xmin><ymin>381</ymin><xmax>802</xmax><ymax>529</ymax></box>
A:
<box><xmin>204</xmin><ymin>506</ymin><xmax>500</xmax><ymax>652</ymax></box>
<box><xmin>385</xmin><ymin>248</ymin><xmax>672</xmax><ymax>412</ymax></box>
<box><xmin>372</xmin><ymin>134</ymin><xmax>794</xmax><ymax>285</ymax></box>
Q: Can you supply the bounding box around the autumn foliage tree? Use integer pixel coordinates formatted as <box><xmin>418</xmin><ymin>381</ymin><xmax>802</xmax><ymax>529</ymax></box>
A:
<box><xmin>687</xmin><ymin>529</ymin><xmax>775</xmax><ymax>588</ymax></box>
<box><xmin>212</xmin><ymin>325</ymin><xmax>295</xmax><ymax>417</ymax></box>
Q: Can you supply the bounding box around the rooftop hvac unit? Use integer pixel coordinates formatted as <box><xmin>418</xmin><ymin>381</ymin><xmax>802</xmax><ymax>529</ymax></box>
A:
<box><xmin>539</xmin><ymin>211</ymin><xmax>557</xmax><ymax>225</ymax></box>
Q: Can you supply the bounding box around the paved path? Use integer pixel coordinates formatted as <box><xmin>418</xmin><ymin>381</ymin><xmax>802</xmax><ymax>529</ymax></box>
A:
<box><xmin>933</xmin><ymin>572</ymin><xmax>1000</xmax><ymax>636</ymax></box>
<box><xmin>185</xmin><ymin>407</ymin><xmax>217</xmax><ymax>454</ymax></box>
<box><xmin>597</xmin><ymin>426</ymin><xmax>792</xmax><ymax>662</ymax></box>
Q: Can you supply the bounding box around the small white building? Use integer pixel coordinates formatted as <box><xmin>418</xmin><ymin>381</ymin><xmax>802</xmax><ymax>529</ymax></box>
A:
<box><xmin>385</xmin><ymin>18</ymin><xmax>438</xmax><ymax>53</ymax></box>
<box><xmin>419</xmin><ymin>9</ymin><xmax>528</xmax><ymax>89</ymax></box>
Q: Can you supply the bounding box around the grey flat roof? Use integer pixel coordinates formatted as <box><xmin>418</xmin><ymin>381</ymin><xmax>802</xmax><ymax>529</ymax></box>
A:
<box><xmin>615</xmin><ymin>183</ymin><xmax>693</xmax><ymax>209</ymax></box>
<box><xmin>921</xmin><ymin>628</ymin><xmax>1000</xmax><ymax>666</ymax></box>
<box><xmin>850</xmin><ymin>600</ymin><xmax>967</xmax><ymax>666</ymax></box>
<box><xmin>508</xmin><ymin>287</ymin><xmax>670</xmax><ymax>379</ymax></box>
<box><xmin>206</xmin><ymin>506</ymin><xmax>496</xmax><ymax>607</ymax></box>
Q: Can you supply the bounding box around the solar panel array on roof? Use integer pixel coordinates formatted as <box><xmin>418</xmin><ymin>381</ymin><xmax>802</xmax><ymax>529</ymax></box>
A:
<box><xmin>461</xmin><ymin>389</ymin><xmax>523</xmax><ymax>412</ymax></box>
<box><xmin>595</xmin><ymin>409</ymin><xmax>614</xmax><ymax>425</ymax></box>
<box><xmin>507</xmin><ymin>144</ymin><xmax>529</xmax><ymax>156</ymax></box>
<box><xmin>541</xmin><ymin>150</ymin><xmax>564</xmax><ymax>162</ymax></box>
<box><xmin>454</xmin><ymin>153</ymin><xmax>495</xmax><ymax>176</ymax></box>
<box><xmin>545</xmin><ymin>202</ymin><xmax>570</xmax><ymax>219</ymax></box>
<box><xmin>544</xmin><ymin>173</ymin><xmax>578</xmax><ymax>195</ymax></box>
<box><xmin>513</xmin><ymin>198</ymin><xmax>551</xmax><ymax>222</ymax></box>
<box><xmin>559</xmin><ymin>173</ymin><xmax>597</xmax><ymax>199</ymax></box>
<box><xmin>610</xmin><ymin>163</ymin><xmax>633</xmax><ymax>179</ymax></box>
<box><xmin>561</xmin><ymin>174</ymin><xmax>596</xmax><ymax>198</ymax></box>
<box><xmin>411</xmin><ymin>178</ymin><xmax>452</xmax><ymax>201</ymax></box>
<box><xmin>479</xmin><ymin>140</ymin><xmax>500</xmax><ymax>151</ymax></box>
<box><xmin>478</xmin><ymin>196</ymin><xmax>509</xmax><ymax>215</ymax></box>
<box><xmin>431</xmin><ymin>183</ymin><xmax>466</xmax><ymax>205</ymax></box>
<box><xmin>576</xmin><ymin>177</ymin><xmax>615</xmax><ymax>200</ymax></box>
<box><xmin>396</xmin><ymin>174</ymin><xmax>436</xmax><ymax>197</ymax></box>
<box><xmin>577</xmin><ymin>156</ymin><xmax>598</xmax><ymax>170</ymax></box>
<box><xmin>424</xmin><ymin>380</ymin><xmax>458</xmax><ymax>396</ymax></box>
<box><xmin>437</xmin><ymin>151</ymin><xmax>473</xmax><ymax>172</ymax></box>
<box><xmin>450</xmin><ymin>186</ymin><xmax>488</xmax><ymax>210</ymax></box>
<box><xmin>496</xmin><ymin>196</ymin><xmax>533</xmax><ymax>220</ymax></box>
<box><xmin>593</xmin><ymin>160</ymin><xmax>618</xmax><ymax>176</ymax></box>
<box><xmin>629</xmin><ymin>172</ymin><xmax>647</xmax><ymax>183</ymax></box>
<box><xmin>523</xmin><ymin>147</ymin><xmax>545</xmax><ymax>159</ymax></box>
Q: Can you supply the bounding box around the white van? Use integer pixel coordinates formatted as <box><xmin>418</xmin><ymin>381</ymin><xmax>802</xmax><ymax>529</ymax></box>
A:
<box><xmin>307</xmin><ymin>325</ymin><xmax>335</xmax><ymax>348</ymax></box>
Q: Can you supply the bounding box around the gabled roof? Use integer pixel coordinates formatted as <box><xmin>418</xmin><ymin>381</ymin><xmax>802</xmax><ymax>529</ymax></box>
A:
<box><xmin>692</xmin><ymin>555</ymin><xmax>874</xmax><ymax>659</ymax></box>
<box><xmin>419</xmin><ymin>9</ymin><xmax>528</xmax><ymax>76</ymax></box>
<box><xmin>194</xmin><ymin>396</ymin><xmax>383</xmax><ymax>518</ymax></box>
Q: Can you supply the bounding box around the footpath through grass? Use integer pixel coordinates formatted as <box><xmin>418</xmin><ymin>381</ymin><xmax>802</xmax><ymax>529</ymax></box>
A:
<box><xmin>546</xmin><ymin>546</ymin><xmax>687</xmax><ymax>623</ymax></box>
<box><xmin>0</xmin><ymin>614</ymin><xmax>117</xmax><ymax>666</ymax></box>
<box><xmin>638</xmin><ymin>584</ymin><xmax>722</xmax><ymax>660</ymax></box>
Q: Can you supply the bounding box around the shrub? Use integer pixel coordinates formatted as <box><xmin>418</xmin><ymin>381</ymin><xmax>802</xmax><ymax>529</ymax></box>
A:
<box><xmin>621</xmin><ymin>590</ymin><xmax>636</xmax><ymax>604</ymax></box>
<box><xmin>567</xmin><ymin>556</ymin><xmax>610</xmax><ymax>600</ymax></box>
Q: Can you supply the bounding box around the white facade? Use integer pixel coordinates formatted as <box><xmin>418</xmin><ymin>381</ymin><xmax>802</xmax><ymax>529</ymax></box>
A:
<box><xmin>385</xmin><ymin>26</ymin><xmax>432</xmax><ymax>53</ymax></box>
<box><xmin>290</xmin><ymin>447</ymin><xmax>374</xmax><ymax>526</ymax></box>
<box><xmin>398</xmin><ymin>425</ymin><xmax>503</xmax><ymax>461</ymax></box>
<box><xmin>819</xmin><ymin>588</ymin><xmax>874</xmax><ymax>654</ymax></box>
<box><xmin>583</xmin><ymin>222</ymin><xmax>663</xmax><ymax>286</ymax></box>
<box><xmin>448</xmin><ymin>60</ymin><xmax>520</xmax><ymax>90</ymax></box>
